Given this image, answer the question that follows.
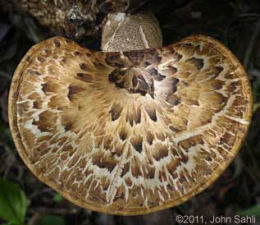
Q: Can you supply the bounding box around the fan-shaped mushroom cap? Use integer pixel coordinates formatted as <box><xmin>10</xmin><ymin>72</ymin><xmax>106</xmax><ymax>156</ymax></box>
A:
<box><xmin>9</xmin><ymin>35</ymin><xmax>252</xmax><ymax>215</ymax></box>
<box><xmin>12</xmin><ymin>0</ymin><xmax>148</xmax><ymax>38</ymax></box>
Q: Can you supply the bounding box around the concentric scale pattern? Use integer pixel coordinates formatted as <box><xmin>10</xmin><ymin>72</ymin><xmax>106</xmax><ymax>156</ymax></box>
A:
<box><xmin>14</xmin><ymin>0</ymin><xmax>138</xmax><ymax>38</ymax></box>
<box><xmin>9</xmin><ymin>35</ymin><xmax>252</xmax><ymax>215</ymax></box>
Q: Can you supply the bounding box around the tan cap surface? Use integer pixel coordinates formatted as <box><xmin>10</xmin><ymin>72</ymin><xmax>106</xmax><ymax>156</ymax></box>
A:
<box><xmin>8</xmin><ymin>35</ymin><xmax>253</xmax><ymax>215</ymax></box>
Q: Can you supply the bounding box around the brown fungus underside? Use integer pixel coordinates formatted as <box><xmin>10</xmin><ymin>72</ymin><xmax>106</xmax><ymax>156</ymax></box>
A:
<box><xmin>9</xmin><ymin>35</ymin><xmax>252</xmax><ymax>215</ymax></box>
<box><xmin>11</xmin><ymin>0</ymin><xmax>147</xmax><ymax>38</ymax></box>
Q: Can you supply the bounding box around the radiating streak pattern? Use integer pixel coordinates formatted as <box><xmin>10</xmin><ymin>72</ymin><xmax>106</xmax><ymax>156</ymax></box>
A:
<box><xmin>9</xmin><ymin>35</ymin><xmax>253</xmax><ymax>215</ymax></box>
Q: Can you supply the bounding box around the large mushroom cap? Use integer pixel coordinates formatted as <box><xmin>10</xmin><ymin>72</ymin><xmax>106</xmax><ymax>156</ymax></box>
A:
<box><xmin>9</xmin><ymin>35</ymin><xmax>253</xmax><ymax>215</ymax></box>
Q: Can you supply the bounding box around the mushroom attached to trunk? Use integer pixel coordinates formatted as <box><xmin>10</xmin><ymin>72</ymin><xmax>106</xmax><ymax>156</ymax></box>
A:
<box><xmin>8</xmin><ymin>13</ymin><xmax>253</xmax><ymax>215</ymax></box>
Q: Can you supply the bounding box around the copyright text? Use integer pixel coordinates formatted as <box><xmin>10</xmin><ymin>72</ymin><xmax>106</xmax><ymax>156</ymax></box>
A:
<box><xmin>175</xmin><ymin>215</ymin><xmax>256</xmax><ymax>224</ymax></box>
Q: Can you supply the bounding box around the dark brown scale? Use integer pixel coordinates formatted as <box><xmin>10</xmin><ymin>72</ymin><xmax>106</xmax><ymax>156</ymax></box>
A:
<box><xmin>116</xmin><ymin>81</ymin><xmax>125</xmax><ymax>89</ymax></box>
<box><xmin>37</xmin><ymin>56</ymin><xmax>45</xmax><ymax>62</ymax></box>
<box><xmin>112</xmin><ymin>146</ymin><xmax>123</xmax><ymax>157</ymax></box>
<box><xmin>60</xmin><ymin>152</ymin><xmax>68</xmax><ymax>161</ymax></box>
<box><xmin>224</xmin><ymin>73</ymin><xmax>235</xmax><ymax>79</ymax></box>
<box><xmin>174</xmin><ymin>52</ymin><xmax>183</xmax><ymax>62</ymax></box>
<box><xmin>64</xmin><ymin>124</ymin><xmax>72</xmax><ymax>131</ymax></box>
<box><xmin>145</xmin><ymin>107</ymin><xmax>157</xmax><ymax>122</ymax></box>
<box><xmin>94</xmin><ymin>62</ymin><xmax>107</xmax><ymax>70</ymax></box>
<box><xmin>149</xmin><ymin>68</ymin><xmax>166</xmax><ymax>81</ymax></box>
<box><xmin>108</xmin><ymin>69</ymin><xmax>126</xmax><ymax>87</ymax></box>
<box><xmin>167</xmin><ymin>47</ymin><xmax>183</xmax><ymax>62</ymax></box>
<box><xmin>179</xmin><ymin>173</ymin><xmax>187</xmax><ymax>184</ymax></box>
<box><xmin>182</xmin><ymin>43</ymin><xmax>194</xmax><ymax>49</ymax></box>
<box><xmin>106</xmin><ymin>53</ymin><xmax>120</xmax><ymax>60</ymax></box>
<box><xmin>67</xmin><ymin>85</ymin><xmax>83</xmax><ymax>101</ymax></box>
<box><xmin>130</xmin><ymin>136</ymin><xmax>143</xmax><ymax>153</ymax></box>
<box><xmin>172</xmin><ymin>86</ymin><xmax>178</xmax><ymax>94</ymax></box>
<box><xmin>166</xmin><ymin>94</ymin><xmax>179</xmax><ymax>106</ymax></box>
<box><xmin>54</xmin><ymin>39</ymin><xmax>61</xmax><ymax>47</ymax></box>
<box><xmin>104</xmin><ymin>136</ymin><xmax>113</xmax><ymax>150</ymax></box>
<box><xmin>121</xmin><ymin>162</ymin><xmax>130</xmax><ymax>177</ymax></box>
<box><xmin>28</xmin><ymin>69</ymin><xmax>41</xmax><ymax>76</ymax></box>
<box><xmin>126</xmin><ymin>108</ymin><xmax>141</xmax><ymax>126</ymax></box>
<box><xmin>33</xmin><ymin>101</ymin><xmax>41</xmax><ymax>109</ymax></box>
<box><xmin>212</xmin><ymin>80</ymin><xmax>224</xmax><ymax>90</ymax></box>
<box><xmin>213</xmin><ymin>66</ymin><xmax>224</xmax><ymax>75</ymax></box>
<box><xmin>131</xmin><ymin>160</ymin><xmax>142</xmax><ymax>178</ymax></box>
<box><xmin>180</xmin><ymin>152</ymin><xmax>189</xmax><ymax>163</ymax></box>
<box><xmin>65</xmin><ymin>39</ymin><xmax>73</xmax><ymax>44</ymax></box>
<box><xmin>206</xmin><ymin>156</ymin><xmax>213</xmax><ymax>162</ymax></box>
<box><xmin>80</xmin><ymin>63</ymin><xmax>89</xmax><ymax>71</ymax></box>
<box><xmin>126</xmin><ymin>114</ymin><xmax>134</xmax><ymax>127</ymax></box>
<box><xmin>135</xmin><ymin>108</ymin><xmax>141</xmax><ymax>124</ymax></box>
<box><xmin>44</xmin><ymin>49</ymin><xmax>51</xmax><ymax>55</ymax></box>
<box><xmin>169</xmin><ymin>125</ymin><xmax>181</xmax><ymax>132</ymax></box>
<box><xmin>219</xmin><ymin>132</ymin><xmax>234</xmax><ymax>146</ymax></box>
<box><xmin>60</xmin><ymin>58</ymin><xmax>66</xmax><ymax>65</ymax></box>
<box><xmin>187</xmin><ymin>99</ymin><xmax>199</xmax><ymax>106</ymax></box>
<box><xmin>32</xmin><ymin>111</ymin><xmax>56</xmax><ymax>132</ymax></box>
<box><xmin>159</xmin><ymin>170</ymin><xmax>167</xmax><ymax>182</ymax></box>
<box><xmin>123</xmin><ymin>51</ymin><xmax>145</xmax><ymax>65</ymax></box>
<box><xmin>170</xmin><ymin>78</ymin><xmax>179</xmax><ymax>93</ymax></box>
<box><xmin>125</xmin><ymin>177</ymin><xmax>132</xmax><ymax>186</ymax></box>
<box><xmin>129</xmin><ymin>75</ymin><xmax>154</xmax><ymax>97</ymax></box>
<box><xmin>156</xmin><ymin>133</ymin><xmax>166</xmax><ymax>142</ymax></box>
<box><xmin>137</xmin><ymin>75</ymin><xmax>149</xmax><ymax>90</ymax></box>
<box><xmin>132</xmin><ymin>75</ymin><xmax>138</xmax><ymax>87</ymax></box>
<box><xmin>73</xmin><ymin>51</ymin><xmax>82</xmax><ymax>56</ymax></box>
<box><xmin>109</xmin><ymin>103</ymin><xmax>123</xmax><ymax>121</ymax></box>
<box><xmin>76</xmin><ymin>73</ymin><xmax>93</xmax><ymax>82</ymax></box>
<box><xmin>146</xmin><ymin>166</ymin><xmax>155</xmax><ymax>179</ymax></box>
<box><xmin>92</xmin><ymin>155</ymin><xmax>117</xmax><ymax>173</ymax></box>
<box><xmin>179</xmin><ymin>139</ymin><xmax>195</xmax><ymax>151</ymax></box>
<box><xmin>108</xmin><ymin>71</ymin><xmax>118</xmax><ymax>83</ymax></box>
<box><xmin>119</xmin><ymin>129</ymin><xmax>128</xmax><ymax>141</ymax></box>
<box><xmin>146</xmin><ymin>131</ymin><xmax>154</xmax><ymax>145</ymax></box>
<box><xmin>231</xmin><ymin>81</ymin><xmax>240</xmax><ymax>88</ymax></box>
<box><xmin>167</xmin><ymin>158</ymin><xmax>180</xmax><ymax>175</ymax></box>
<box><xmin>105</xmin><ymin>53</ymin><xmax>124</xmax><ymax>68</ymax></box>
<box><xmin>144</xmin><ymin>62</ymin><xmax>151</xmax><ymax>66</ymax></box>
<box><xmin>186</xmin><ymin>57</ymin><xmax>204</xmax><ymax>70</ymax></box>
<box><xmin>172</xmin><ymin>77</ymin><xmax>179</xmax><ymax>85</ymax></box>
<box><xmin>168</xmin><ymin>66</ymin><xmax>178</xmax><ymax>74</ymax></box>
<box><xmin>153</xmin><ymin>145</ymin><xmax>168</xmax><ymax>161</ymax></box>
<box><xmin>144</xmin><ymin>50</ymin><xmax>162</xmax><ymax>65</ymax></box>
<box><xmin>41</xmin><ymin>83</ymin><xmax>48</xmax><ymax>93</ymax></box>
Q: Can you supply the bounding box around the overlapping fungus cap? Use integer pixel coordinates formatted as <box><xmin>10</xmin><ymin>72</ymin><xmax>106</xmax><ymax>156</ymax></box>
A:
<box><xmin>13</xmin><ymin>0</ymin><xmax>146</xmax><ymax>38</ymax></box>
<box><xmin>9</xmin><ymin>35</ymin><xmax>252</xmax><ymax>215</ymax></box>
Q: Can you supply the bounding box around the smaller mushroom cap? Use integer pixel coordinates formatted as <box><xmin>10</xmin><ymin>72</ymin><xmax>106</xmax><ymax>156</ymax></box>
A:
<box><xmin>9</xmin><ymin>35</ymin><xmax>253</xmax><ymax>215</ymax></box>
<box><xmin>102</xmin><ymin>13</ymin><xmax>163</xmax><ymax>51</ymax></box>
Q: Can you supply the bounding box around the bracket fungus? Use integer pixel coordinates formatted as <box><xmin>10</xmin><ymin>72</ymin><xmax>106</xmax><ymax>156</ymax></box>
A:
<box><xmin>12</xmin><ymin>0</ymin><xmax>148</xmax><ymax>38</ymax></box>
<box><xmin>8</xmin><ymin>13</ymin><xmax>253</xmax><ymax>215</ymax></box>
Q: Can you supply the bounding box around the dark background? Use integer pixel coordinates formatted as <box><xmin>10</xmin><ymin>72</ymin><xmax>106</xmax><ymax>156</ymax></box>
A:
<box><xmin>0</xmin><ymin>0</ymin><xmax>259</xmax><ymax>224</ymax></box>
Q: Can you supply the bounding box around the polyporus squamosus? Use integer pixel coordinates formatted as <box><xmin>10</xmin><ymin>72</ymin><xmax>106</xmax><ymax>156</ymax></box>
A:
<box><xmin>8</xmin><ymin>13</ymin><xmax>253</xmax><ymax>215</ymax></box>
<box><xmin>11</xmin><ymin>0</ymin><xmax>148</xmax><ymax>38</ymax></box>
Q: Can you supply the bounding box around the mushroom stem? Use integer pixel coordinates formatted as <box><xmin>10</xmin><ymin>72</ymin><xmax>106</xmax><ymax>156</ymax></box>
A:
<box><xmin>101</xmin><ymin>13</ymin><xmax>163</xmax><ymax>52</ymax></box>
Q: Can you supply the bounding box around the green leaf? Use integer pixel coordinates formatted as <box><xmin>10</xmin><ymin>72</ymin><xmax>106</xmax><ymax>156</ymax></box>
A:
<box><xmin>2</xmin><ymin>223</ymin><xmax>24</xmax><ymax>225</ymax></box>
<box><xmin>37</xmin><ymin>215</ymin><xmax>66</xmax><ymax>225</ymax></box>
<box><xmin>253</xmin><ymin>103</ymin><xmax>260</xmax><ymax>112</ymax></box>
<box><xmin>0</xmin><ymin>178</ymin><xmax>27</xmax><ymax>224</ymax></box>
<box><xmin>53</xmin><ymin>193</ymin><xmax>63</xmax><ymax>203</ymax></box>
<box><xmin>237</xmin><ymin>204</ymin><xmax>260</xmax><ymax>217</ymax></box>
